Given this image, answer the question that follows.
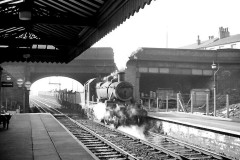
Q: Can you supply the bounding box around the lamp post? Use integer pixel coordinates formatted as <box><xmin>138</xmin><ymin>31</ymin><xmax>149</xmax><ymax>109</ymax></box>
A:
<box><xmin>25</xmin><ymin>81</ymin><xmax>31</xmax><ymax>113</ymax></box>
<box><xmin>17</xmin><ymin>78</ymin><xmax>24</xmax><ymax>112</ymax></box>
<box><xmin>17</xmin><ymin>79</ymin><xmax>31</xmax><ymax>113</ymax></box>
<box><xmin>211</xmin><ymin>62</ymin><xmax>219</xmax><ymax>116</ymax></box>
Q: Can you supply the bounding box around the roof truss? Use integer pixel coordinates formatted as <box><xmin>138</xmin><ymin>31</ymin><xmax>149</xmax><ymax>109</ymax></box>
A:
<box><xmin>0</xmin><ymin>0</ymin><xmax>153</xmax><ymax>63</ymax></box>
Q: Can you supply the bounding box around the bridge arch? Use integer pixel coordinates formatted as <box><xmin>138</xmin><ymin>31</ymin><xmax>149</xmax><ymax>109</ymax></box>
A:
<box><xmin>31</xmin><ymin>76</ymin><xmax>84</xmax><ymax>93</ymax></box>
<box><xmin>1</xmin><ymin>48</ymin><xmax>116</xmax><ymax>113</ymax></box>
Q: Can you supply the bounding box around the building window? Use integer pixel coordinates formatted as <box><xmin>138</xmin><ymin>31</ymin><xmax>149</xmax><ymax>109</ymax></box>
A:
<box><xmin>231</xmin><ymin>44</ymin><xmax>236</xmax><ymax>48</ymax></box>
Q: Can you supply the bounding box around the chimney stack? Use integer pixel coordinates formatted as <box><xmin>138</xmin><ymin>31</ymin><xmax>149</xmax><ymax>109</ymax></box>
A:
<box><xmin>117</xmin><ymin>72</ymin><xmax>125</xmax><ymax>82</ymax></box>
<box><xmin>219</xmin><ymin>27</ymin><xmax>230</xmax><ymax>39</ymax></box>
<box><xmin>197</xmin><ymin>35</ymin><xmax>201</xmax><ymax>45</ymax></box>
<box><xmin>209</xmin><ymin>36</ymin><xmax>214</xmax><ymax>39</ymax></box>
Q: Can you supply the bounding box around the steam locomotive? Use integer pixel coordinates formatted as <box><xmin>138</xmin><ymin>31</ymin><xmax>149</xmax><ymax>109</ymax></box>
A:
<box><xmin>83</xmin><ymin>71</ymin><xmax>147</xmax><ymax>128</ymax></box>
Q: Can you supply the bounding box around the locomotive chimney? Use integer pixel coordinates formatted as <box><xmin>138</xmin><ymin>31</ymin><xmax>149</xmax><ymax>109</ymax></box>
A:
<box><xmin>107</xmin><ymin>76</ymin><xmax>113</xmax><ymax>82</ymax></box>
<box><xmin>118</xmin><ymin>72</ymin><xmax>125</xmax><ymax>82</ymax></box>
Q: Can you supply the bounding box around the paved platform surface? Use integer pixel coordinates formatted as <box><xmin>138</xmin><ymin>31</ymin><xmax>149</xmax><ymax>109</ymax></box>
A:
<box><xmin>148</xmin><ymin>112</ymin><xmax>240</xmax><ymax>136</ymax></box>
<box><xmin>0</xmin><ymin>113</ymin><xmax>96</xmax><ymax>160</ymax></box>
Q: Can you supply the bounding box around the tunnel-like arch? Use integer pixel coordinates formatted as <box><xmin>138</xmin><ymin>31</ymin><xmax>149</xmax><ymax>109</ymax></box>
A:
<box><xmin>30</xmin><ymin>76</ymin><xmax>84</xmax><ymax>95</ymax></box>
<box><xmin>30</xmin><ymin>72</ymin><xmax>110</xmax><ymax>87</ymax></box>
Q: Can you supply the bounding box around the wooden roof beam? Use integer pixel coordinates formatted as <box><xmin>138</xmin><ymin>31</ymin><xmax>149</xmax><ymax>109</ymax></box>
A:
<box><xmin>0</xmin><ymin>15</ymin><xmax>96</xmax><ymax>27</ymax></box>
<box><xmin>0</xmin><ymin>38</ymin><xmax>73</xmax><ymax>46</ymax></box>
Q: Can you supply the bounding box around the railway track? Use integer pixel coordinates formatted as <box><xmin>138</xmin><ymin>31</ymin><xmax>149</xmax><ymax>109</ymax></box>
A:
<box><xmin>56</xmin><ymin>115</ymin><xmax>136</xmax><ymax>160</ymax></box>
<box><xmin>56</xmin><ymin>115</ymin><xmax>182</xmax><ymax>160</ymax></box>
<box><xmin>73</xmin><ymin>119</ymin><xmax>231</xmax><ymax>160</ymax></box>
<box><xmin>30</xmin><ymin>98</ymin><xmax>62</xmax><ymax>114</ymax></box>
<box><xmin>146</xmin><ymin>132</ymin><xmax>230</xmax><ymax>160</ymax></box>
<box><xmin>30</xmin><ymin>97</ymin><xmax>232</xmax><ymax>160</ymax></box>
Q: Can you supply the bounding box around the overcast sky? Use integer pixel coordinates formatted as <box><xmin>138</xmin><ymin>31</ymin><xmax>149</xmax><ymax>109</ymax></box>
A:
<box><xmin>93</xmin><ymin>0</ymin><xmax>240</xmax><ymax>69</ymax></box>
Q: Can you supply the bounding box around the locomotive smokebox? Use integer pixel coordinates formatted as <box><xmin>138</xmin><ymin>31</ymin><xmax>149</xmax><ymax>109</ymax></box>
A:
<box><xmin>118</xmin><ymin>72</ymin><xmax>125</xmax><ymax>82</ymax></box>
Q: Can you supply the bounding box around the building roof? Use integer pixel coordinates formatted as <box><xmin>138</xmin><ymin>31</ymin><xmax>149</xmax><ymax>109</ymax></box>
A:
<box><xmin>179</xmin><ymin>34</ymin><xmax>240</xmax><ymax>49</ymax></box>
<box><xmin>204</xmin><ymin>34</ymin><xmax>240</xmax><ymax>48</ymax></box>
<box><xmin>128</xmin><ymin>47</ymin><xmax>240</xmax><ymax>64</ymax></box>
<box><xmin>0</xmin><ymin>0</ymin><xmax>154</xmax><ymax>63</ymax></box>
<box><xmin>179</xmin><ymin>38</ymin><xmax>218</xmax><ymax>49</ymax></box>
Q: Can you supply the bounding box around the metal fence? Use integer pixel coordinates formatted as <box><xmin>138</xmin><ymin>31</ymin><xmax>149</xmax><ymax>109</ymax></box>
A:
<box><xmin>142</xmin><ymin>92</ymin><xmax>240</xmax><ymax>119</ymax></box>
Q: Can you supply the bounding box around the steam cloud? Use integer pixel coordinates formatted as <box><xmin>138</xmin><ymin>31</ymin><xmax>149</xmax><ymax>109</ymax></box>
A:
<box><xmin>89</xmin><ymin>102</ymin><xmax>149</xmax><ymax>139</ymax></box>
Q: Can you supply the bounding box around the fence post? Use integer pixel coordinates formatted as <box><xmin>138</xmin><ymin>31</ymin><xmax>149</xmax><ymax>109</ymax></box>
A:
<box><xmin>190</xmin><ymin>93</ymin><xmax>193</xmax><ymax>113</ymax></box>
<box><xmin>148</xmin><ymin>98</ymin><xmax>151</xmax><ymax>110</ymax></box>
<box><xmin>213</xmin><ymin>87</ymin><xmax>216</xmax><ymax>116</ymax></box>
<box><xmin>206</xmin><ymin>94</ymin><xmax>209</xmax><ymax>115</ymax></box>
<box><xmin>166</xmin><ymin>95</ymin><xmax>168</xmax><ymax>112</ymax></box>
<box><xmin>177</xmin><ymin>93</ymin><xmax>180</xmax><ymax>112</ymax></box>
<box><xmin>226</xmin><ymin>94</ymin><xmax>229</xmax><ymax>118</ymax></box>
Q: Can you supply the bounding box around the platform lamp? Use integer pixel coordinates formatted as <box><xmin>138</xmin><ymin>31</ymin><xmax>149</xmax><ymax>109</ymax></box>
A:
<box><xmin>211</xmin><ymin>61</ymin><xmax>220</xmax><ymax>116</ymax></box>
<box><xmin>19</xmin><ymin>10</ymin><xmax>31</xmax><ymax>21</ymax></box>
<box><xmin>17</xmin><ymin>78</ymin><xmax>24</xmax><ymax>88</ymax></box>
<box><xmin>19</xmin><ymin>0</ymin><xmax>32</xmax><ymax>21</ymax></box>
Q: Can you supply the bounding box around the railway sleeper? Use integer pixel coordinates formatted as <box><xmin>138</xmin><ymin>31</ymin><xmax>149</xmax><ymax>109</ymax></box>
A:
<box><xmin>91</xmin><ymin>149</ymin><xmax>115</xmax><ymax>152</ymax></box>
<box><xmin>87</xmin><ymin>146</ymin><xmax>110</xmax><ymax>150</ymax></box>
<box><xmin>75</xmin><ymin>135</ymin><xmax>96</xmax><ymax>139</ymax></box>
<box><xmin>187</xmin><ymin>156</ymin><xmax>214</xmax><ymax>160</ymax></box>
<box><xmin>83</xmin><ymin>142</ymin><xmax>103</xmax><ymax>145</ymax></box>
<box><xmin>94</xmin><ymin>152</ymin><xmax>119</xmax><ymax>155</ymax></box>
<box><xmin>181</xmin><ymin>151</ymin><xmax>201</xmax><ymax>156</ymax></box>
<box><xmin>175</xmin><ymin>149</ymin><xmax>195</xmax><ymax>153</ymax></box>
<box><xmin>166</xmin><ymin>146</ymin><xmax>188</xmax><ymax>150</ymax></box>
<box><xmin>97</xmin><ymin>154</ymin><xmax>124</xmax><ymax>159</ymax></box>
<box><xmin>77</xmin><ymin>135</ymin><xmax>95</xmax><ymax>138</ymax></box>
<box><xmin>150</xmin><ymin>154</ymin><xmax>175</xmax><ymax>159</ymax></box>
<box><xmin>84</xmin><ymin>144</ymin><xmax>106</xmax><ymax>147</ymax></box>
<box><xmin>80</xmin><ymin>139</ymin><xmax>100</xmax><ymax>142</ymax></box>
<box><xmin>184</xmin><ymin>153</ymin><xmax>211</xmax><ymax>158</ymax></box>
<box><xmin>72</xmin><ymin>132</ymin><xmax>85</xmax><ymax>135</ymax></box>
<box><xmin>159</xmin><ymin>143</ymin><xmax>177</xmax><ymax>147</ymax></box>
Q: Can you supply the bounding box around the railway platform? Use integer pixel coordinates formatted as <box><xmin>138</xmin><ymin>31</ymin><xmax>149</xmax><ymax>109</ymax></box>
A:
<box><xmin>148</xmin><ymin>112</ymin><xmax>240</xmax><ymax>136</ymax></box>
<box><xmin>0</xmin><ymin>113</ymin><xmax>95</xmax><ymax>160</ymax></box>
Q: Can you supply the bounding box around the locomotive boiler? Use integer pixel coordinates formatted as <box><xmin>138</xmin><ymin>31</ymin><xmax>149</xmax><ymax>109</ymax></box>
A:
<box><xmin>96</xmin><ymin>72</ymin><xmax>133</xmax><ymax>104</ymax></box>
<box><xmin>83</xmin><ymin>71</ymin><xmax>147</xmax><ymax>128</ymax></box>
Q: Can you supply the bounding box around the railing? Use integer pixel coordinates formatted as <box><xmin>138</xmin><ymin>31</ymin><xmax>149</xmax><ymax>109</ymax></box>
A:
<box><xmin>142</xmin><ymin>93</ymin><xmax>240</xmax><ymax>119</ymax></box>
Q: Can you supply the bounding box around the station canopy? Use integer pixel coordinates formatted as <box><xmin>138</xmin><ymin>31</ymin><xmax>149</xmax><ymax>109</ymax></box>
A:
<box><xmin>0</xmin><ymin>0</ymin><xmax>153</xmax><ymax>63</ymax></box>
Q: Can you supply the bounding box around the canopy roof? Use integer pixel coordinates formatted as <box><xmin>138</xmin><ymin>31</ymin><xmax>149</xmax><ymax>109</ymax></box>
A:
<box><xmin>0</xmin><ymin>0</ymin><xmax>153</xmax><ymax>63</ymax></box>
